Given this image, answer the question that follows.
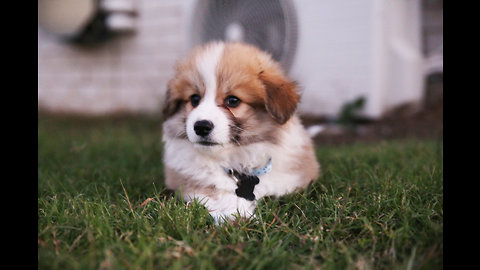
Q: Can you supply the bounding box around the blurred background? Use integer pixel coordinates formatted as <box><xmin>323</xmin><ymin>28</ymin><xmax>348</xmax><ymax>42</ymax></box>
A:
<box><xmin>38</xmin><ymin>0</ymin><xmax>442</xmax><ymax>143</ymax></box>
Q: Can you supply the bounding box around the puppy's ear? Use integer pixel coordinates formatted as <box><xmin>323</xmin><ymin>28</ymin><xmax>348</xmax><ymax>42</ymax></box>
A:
<box><xmin>162</xmin><ymin>81</ymin><xmax>183</xmax><ymax>119</ymax></box>
<box><xmin>259</xmin><ymin>71</ymin><xmax>300</xmax><ymax>124</ymax></box>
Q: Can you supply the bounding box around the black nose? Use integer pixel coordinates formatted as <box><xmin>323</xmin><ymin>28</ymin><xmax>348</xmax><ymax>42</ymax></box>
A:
<box><xmin>194</xmin><ymin>120</ymin><xmax>214</xmax><ymax>137</ymax></box>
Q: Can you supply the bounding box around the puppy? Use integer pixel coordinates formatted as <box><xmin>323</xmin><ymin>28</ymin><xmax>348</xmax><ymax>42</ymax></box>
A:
<box><xmin>162</xmin><ymin>41</ymin><xmax>319</xmax><ymax>223</ymax></box>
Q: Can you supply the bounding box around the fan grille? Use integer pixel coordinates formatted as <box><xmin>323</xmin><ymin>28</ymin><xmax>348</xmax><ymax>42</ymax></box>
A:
<box><xmin>190</xmin><ymin>0</ymin><xmax>297</xmax><ymax>72</ymax></box>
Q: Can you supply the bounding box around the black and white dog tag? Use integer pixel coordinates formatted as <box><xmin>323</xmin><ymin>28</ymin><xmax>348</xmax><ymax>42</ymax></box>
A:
<box><xmin>227</xmin><ymin>169</ymin><xmax>260</xmax><ymax>201</ymax></box>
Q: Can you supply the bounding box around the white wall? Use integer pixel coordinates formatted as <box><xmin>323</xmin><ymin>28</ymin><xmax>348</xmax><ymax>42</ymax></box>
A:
<box><xmin>290</xmin><ymin>0</ymin><xmax>374</xmax><ymax>117</ymax></box>
<box><xmin>291</xmin><ymin>0</ymin><xmax>423</xmax><ymax>118</ymax></box>
<box><xmin>370</xmin><ymin>0</ymin><xmax>423</xmax><ymax>116</ymax></box>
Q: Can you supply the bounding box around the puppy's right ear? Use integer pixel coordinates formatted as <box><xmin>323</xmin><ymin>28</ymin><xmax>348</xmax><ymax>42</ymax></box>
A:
<box><xmin>162</xmin><ymin>81</ymin><xmax>183</xmax><ymax>118</ymax></box>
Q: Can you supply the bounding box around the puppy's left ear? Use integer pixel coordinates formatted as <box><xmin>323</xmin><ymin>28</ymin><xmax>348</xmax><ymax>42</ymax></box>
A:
<box><xmin>259</xmin><ymin>71</ymin><xmax>300</xmax><ymax>125</ymax></box>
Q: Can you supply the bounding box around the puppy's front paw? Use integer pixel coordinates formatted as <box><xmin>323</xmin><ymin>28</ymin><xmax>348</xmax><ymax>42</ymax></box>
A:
<box><xmin>210</xmin><ymin>210</ymin><xmax>257</xmax><ymax>225</ymax></box>
<box><xmin>209</xmin><ymin>201</ymin><xmax>257</xmax><ymax>225</ymax></box>
<box><xmin>188</xmin><ymin>192</ymin><xmax>258</xmax><ymax>225</ymax></box>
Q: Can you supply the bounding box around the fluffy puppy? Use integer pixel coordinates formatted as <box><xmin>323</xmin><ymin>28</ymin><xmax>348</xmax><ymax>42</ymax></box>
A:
<box><xmin>162</xmin><ymin>41</ymin><xmax>319</xmax><ymax>223</ymax></box>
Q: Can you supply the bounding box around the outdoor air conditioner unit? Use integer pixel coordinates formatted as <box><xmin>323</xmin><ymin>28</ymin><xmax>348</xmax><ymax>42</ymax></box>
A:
<box><xmin>181</xmin><ymin>0</ymin><xmax>424</xmax><ymax>119</ymax></box>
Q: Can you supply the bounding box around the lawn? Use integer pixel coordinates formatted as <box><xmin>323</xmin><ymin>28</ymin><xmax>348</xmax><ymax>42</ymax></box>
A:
<box><xmin>38</xmin><ymin>115</ymin><xmax>443</xmax><ymax>270</ymax></box>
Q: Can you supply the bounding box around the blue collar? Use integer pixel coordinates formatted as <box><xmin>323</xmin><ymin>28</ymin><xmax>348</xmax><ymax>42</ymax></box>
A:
<box><xmin>250</xmin><ymin>157</ymin><xmax>272</xmax><ymax>176</ymax></box>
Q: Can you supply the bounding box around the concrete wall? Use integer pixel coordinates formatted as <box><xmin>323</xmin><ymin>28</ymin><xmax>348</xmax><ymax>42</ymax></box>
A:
<box><xmin>38</xmin><ymin>0</ymin><xmax>185</xmax><ymax>114</ymax></box>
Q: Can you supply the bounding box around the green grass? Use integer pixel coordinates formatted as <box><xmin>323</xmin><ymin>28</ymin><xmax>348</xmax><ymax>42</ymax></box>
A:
<box><xmin>38</xmin><ymin>115</ymin><xmax>443</xmax><ymax>270</ymax></box>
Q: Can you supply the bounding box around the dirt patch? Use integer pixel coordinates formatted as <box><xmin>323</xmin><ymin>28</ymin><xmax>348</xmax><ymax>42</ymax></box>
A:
<box><xmin>302</xmin><ymin>74</ymin><xmax>443</xmax><ymax>145</ymax></box>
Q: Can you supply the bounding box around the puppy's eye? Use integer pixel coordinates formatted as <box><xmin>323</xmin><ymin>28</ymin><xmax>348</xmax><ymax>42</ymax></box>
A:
<box><xmin>225</xmin><ymin>95</ymin><xmax>241</xmax><ymax>108</ymax></box>
<box><xmin>190</xmin><ymin>94</ymin><xmax>201</xmax><ymax>107</ymax></box>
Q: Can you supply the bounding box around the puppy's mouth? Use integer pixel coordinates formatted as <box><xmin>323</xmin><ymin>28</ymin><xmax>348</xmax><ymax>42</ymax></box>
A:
<box><xmin>196</xmin><ymin>141</ymin><xmax>220</xmax><ymax>146</ymax></box>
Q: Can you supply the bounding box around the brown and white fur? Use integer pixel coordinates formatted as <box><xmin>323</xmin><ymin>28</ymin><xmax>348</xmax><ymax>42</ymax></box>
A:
<box><xmin>162</xmin><ymin>41</ymin><xmax>319</xmax><ymax>223</ymax></box>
